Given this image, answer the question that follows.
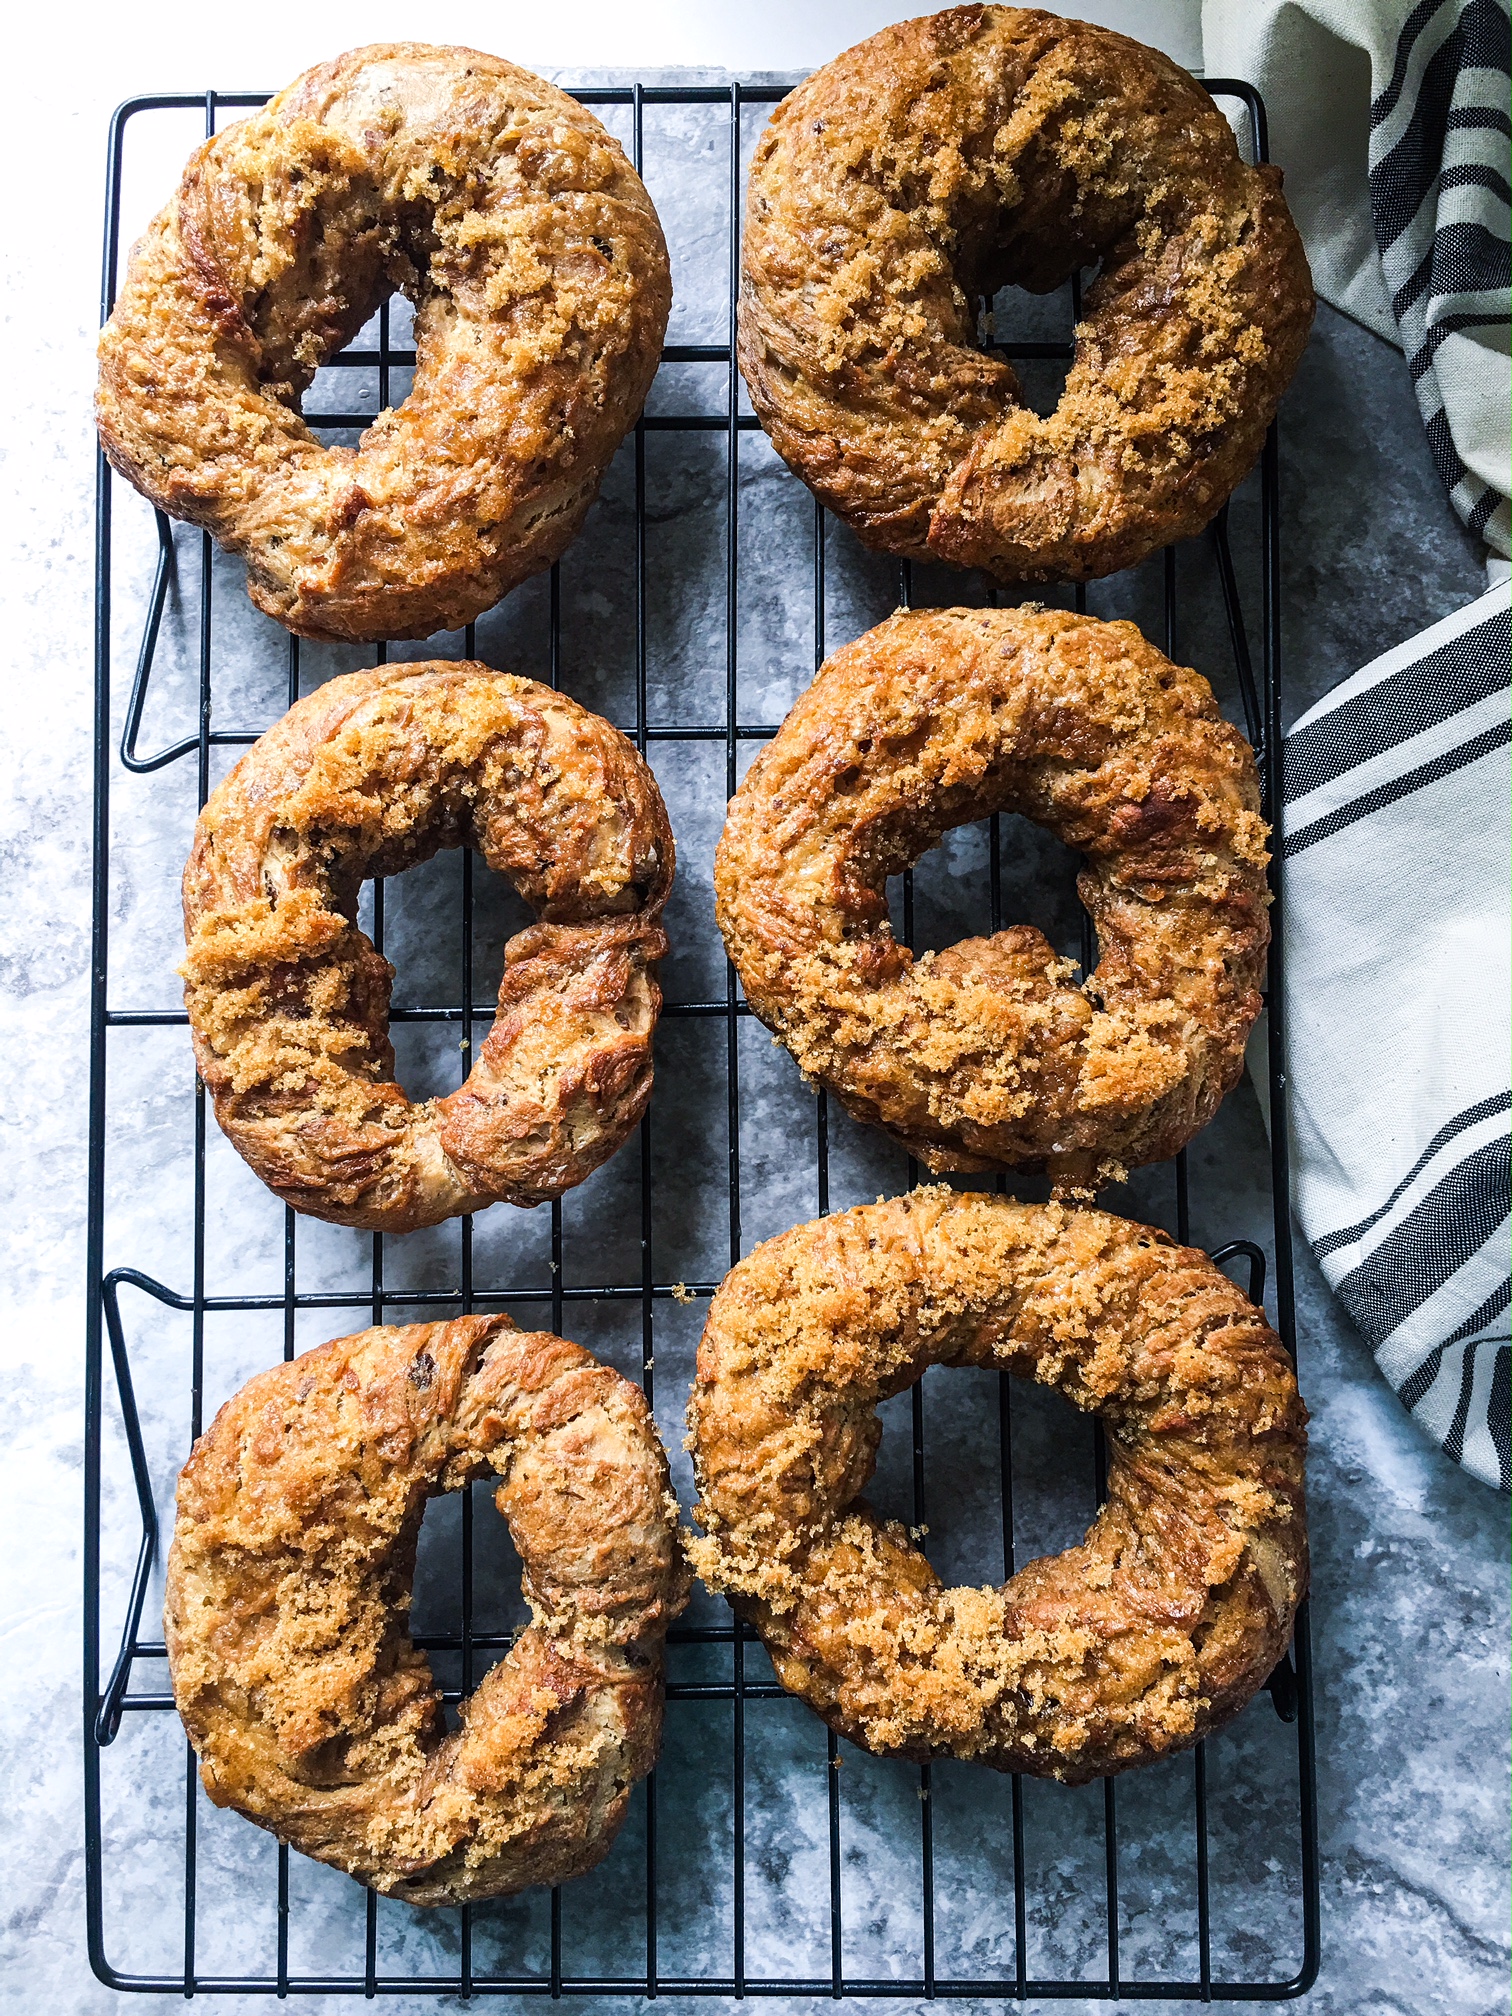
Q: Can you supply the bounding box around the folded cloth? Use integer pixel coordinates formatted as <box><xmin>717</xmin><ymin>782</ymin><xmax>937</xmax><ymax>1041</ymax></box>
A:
<box><xmin>1282</xmin><ymin>581</ymin><xmax>1511</xmax><ymax>1488</ymax></box>
<box><xmin>1203</xmin><ymin>0</ymin><xmax>1511</xmax><ymax>558</ymax></box>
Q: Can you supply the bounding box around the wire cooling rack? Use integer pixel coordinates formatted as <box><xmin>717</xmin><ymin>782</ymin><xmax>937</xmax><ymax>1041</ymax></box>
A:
<box><xmin>86</xmin><ymin>77</ymin><xmax>1320</xmax><ymax>2001</ymax></box>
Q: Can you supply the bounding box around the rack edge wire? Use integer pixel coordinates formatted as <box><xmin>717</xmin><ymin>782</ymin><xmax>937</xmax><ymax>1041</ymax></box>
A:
<box><xmin>85</xmin><ymin>79</ymin><xmax>1321</xmax><ymax>2001</ymax></box>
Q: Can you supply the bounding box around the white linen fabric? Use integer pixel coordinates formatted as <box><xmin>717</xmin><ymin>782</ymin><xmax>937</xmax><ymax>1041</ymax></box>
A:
<box><xmin>1204</xmin><ymin>0</ymin><xmax>1511</xmax><ymax>557</ymax></box>
<box><xmin>1202</xmin><ymin>0</ymin><xmax>1510</xmax><ymax>1484</ymax></box>
<box><xmin>1282</xmin><ymin>582</ymin><xmax>1511</xmax><ymax>1488</ymax></box>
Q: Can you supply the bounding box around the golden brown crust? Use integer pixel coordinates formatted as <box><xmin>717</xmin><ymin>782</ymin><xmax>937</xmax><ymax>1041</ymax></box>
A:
<box><xmin>738</xmin><ymin>6</ymin><xmax>1314</xmax><ymax>581</ymax></box>
<box><xmin>97</xmin><ymin>43</ymin><xmax>671</xmax><ymax>642</ymax></box>
<box><xmin>166</xmin><ymin>1316</ymin><xmax>689</xmax><ymax>1904</ymax></box>
<box><xmin>687</xmin><ymin>1190</ymin><xmax>1306</xmax><ymax>1781</ymax></box>
<box><xmin>182</xmin><ymin>661</ymin><xmax>674</xmax><ymax>1231</ymax></box>
<box><xmin>714</xmin><ymin>606</ymin><xmax>1269</xmax><ymax>1185</ymax></box>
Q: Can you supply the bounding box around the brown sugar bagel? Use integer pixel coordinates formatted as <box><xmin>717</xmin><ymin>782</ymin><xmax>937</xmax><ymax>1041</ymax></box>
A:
<box><xmin>715</xmin><ymin>606</ymin><xmax>1269</xmax><ymax>1189</ymax></box>
<box><xmin>166</xmin><ymin>1314</ymin><xmax>690</xmax><ymax>1904</ymax></box>
<box><xmin>97</xmin><ymin>44</ymin><xmax>671</xmax><ymax>643</ymax></box>
<box><xmin>182</xmin><ymin>660</ymin><xmax>673</xmax><ymax>1231</ymax></box>
<box><xmin>686</xmin><ymin>1190</ymin><xmax>1307</xmax><ymax>1781</ymax></box>
<box><xmin>738</xmin><ymin>7</ymin><xmax>1314</xmax><ymax>582</ymax></box>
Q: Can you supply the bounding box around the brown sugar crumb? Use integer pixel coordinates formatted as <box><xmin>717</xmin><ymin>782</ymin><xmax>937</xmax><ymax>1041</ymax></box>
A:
<box><xmin>716</xmin><ymin>607</ymin><xmax>1270</xmax><ymax>1183</ymax></box>
<box><xmin>97</xmin><ymin>43</ymin><xmax>671</xmax><ymax>646</ymax></box>
<box><xmin>165</xmin><ymin>1315</ymin><xmax>689</xmax><ymax>1903</ymax></box>
<box><xmin>686</xmin><ymin>1190</ymin><xmax>1307</xmax><ymax>1785</ymax></box>
<box><xmin>737</xmin><ymin>9</ymin><xmax>1313</xmax><ymax>584</ymax></box>
<box><xmin>180</xmin><ymin>661</ymin><xmax>673</xmax><ymax>1233</ymax></box>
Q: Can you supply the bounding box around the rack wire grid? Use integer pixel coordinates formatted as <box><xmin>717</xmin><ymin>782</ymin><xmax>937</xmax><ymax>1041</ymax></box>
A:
<box><xmin>86</xmin><ymin>75</ymin><xmax>1321</xmax><ymax>2002</ymax></box>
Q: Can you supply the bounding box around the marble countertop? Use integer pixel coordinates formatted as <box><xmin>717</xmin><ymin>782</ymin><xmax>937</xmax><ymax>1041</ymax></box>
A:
<box><xmin>1</xmin><ymin>8</ymin><xmax>1506</xmax><ymax>2014</ymax></box>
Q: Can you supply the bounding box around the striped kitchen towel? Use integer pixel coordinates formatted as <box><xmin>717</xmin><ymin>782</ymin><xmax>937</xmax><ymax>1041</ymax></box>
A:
<box><xmin>1283</xmin><ymin>580</ymin><xmax>1511</xmax><ymax>1488</ymax></box>
<box><xmin>1204</xmin><ymin>0</ymin><xmax>1511</xmax><ymax>557</ymax></box>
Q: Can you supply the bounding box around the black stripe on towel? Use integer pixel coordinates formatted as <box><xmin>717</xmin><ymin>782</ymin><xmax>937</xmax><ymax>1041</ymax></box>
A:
<box><xmin>1489</xmin><ymin>1346</ymin><xmax>1511</xmax><ymax>1490</ymax></box>
<box><xmin>1424</xmin><ymin>404</ymin><xmax>1471</xmax><ymax>494</ymax></box>
<box><xmin>1469</xmin><ymin>488</ymin><xmax>1506</xmax><ymax>538</ymax></box>
<box><xmin>1284</xmin><ymin>719</ymin><xmax>1511</xmax><ymax>857</ymax></box>
<box><xmin>1428</xmin><ymin>221</ymin><xmax>1512</xmax><ymax>299</ymax></box>
<box><xmin>1397</xmin><ymin>1343</ymin><xmax>1447</xmax><ymax>1411</ymax></box>
<box><xmin>1398</xmin><ymin>1324</ymin><xmax>1512</xmax><ymax>1492</ymax></box>
<box><xmin>1372</xmin><ymin>0</ymin><xmax>1461</xmax><ymax>130</ymax></box>
<box><xmin>1337</xmin><ymin>1133</ymin><xmax>1512</xmax><ymax>1347</ymax></box>
<box><xmin>1442</xmin><ymin>1345</ymin><xmax>1480</xmax><ymax>1465</ymax></box>
<box><xmin>1443</xmin><ymin>1275</ymin><xmax>1512</xmax><ymax>1347</ymax></box>
<box><xmin>1445</xmin><ymin>104</ymin><xmax>1512</xmax><ymax>140</ymax></box>
<box><xmin>1313</xmin><ymin>1091</ymin><xmax>1512</xmax><ymax>1258</ymax></box>
<box><xmin>1438</xmin><ymin>163</ymin><xmax>1512</xmax><ymax>207</ymax></box>
<box><xmin>1392</xmin><ymin>246</ymin><xmax>1442</xmax><ymax>322</ymax></box>
<box><xmin>1369</xmin><ymin>0</ymin><xmax>1512</xmax><ymax>249</ymax></box>
<box><xmin>1411</xmin><ymin>312</ymin><xmax>1512</xmax><ymax>378</ymax></box>
<box><xmin>1391</xmin><ymin>221</ymin><xmax>1512</xmax><ymax>321</ymax></box>
<box><xmin>1285</xmin><ymin>605</ymin><xmax>1509</xmax><ymax>800</ymax></box>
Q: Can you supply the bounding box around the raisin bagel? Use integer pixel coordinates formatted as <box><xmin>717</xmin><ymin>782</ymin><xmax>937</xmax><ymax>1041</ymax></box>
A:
<box><xmin>166</xmin><ymin>1315</ymin><xmax>689</xmax><ymax>1903</ymax></box>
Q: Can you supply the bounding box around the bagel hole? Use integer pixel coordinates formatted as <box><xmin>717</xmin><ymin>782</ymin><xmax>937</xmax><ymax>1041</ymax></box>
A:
<box><xmin>981</xmin><ymin>280</ymin><xmax>1080</xmax><ymax>417</ymax></box>
<box><xmin>864</xmin><ymin>1368</ymin><xmax>1102</xmax><ymax>1588</ymax></box>
<box><xmin>358</xmin><ymin>847</ymin><xmax>533</xmax><ymax>1103</ymax></box>
<box><xmin>303</xmin><ymin>293</ymin><xmax>417</xmax><ymax>425</ymax></box>
<box><xmin>411</xmin><ymin>1479</ymin><xmax>532</xmax><ymax>1731</ymax></box>
<box><xmin>888</xmin><ymin>813</ymin><xmax>1087</xmax><ymax>969</ymax></box>
<box><xmin>1006</xmin><ymin>353</ymin><xmax>1074</xmax><ymax>421</ymax></box>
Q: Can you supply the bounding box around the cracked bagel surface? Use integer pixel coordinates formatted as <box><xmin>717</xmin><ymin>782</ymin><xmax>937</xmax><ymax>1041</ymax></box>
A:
<box><xmin>181</xmin><ymin>660</ymin><xmax>673</xmax><ymax>1232</ymax></box>
<box><xmin>97</xmin><ymin>42</ymin><xmax>671</xmax><ymax>642</ymax></box>
<box><xmin>714</xmin><ymin>605</ymin><xmax>1269</xmax><ymax>1188</ymax></box>
<box><xmin>166</xmin><ymin>1315</ymin><xmax>690</xmax><ymax>1904</ymax></box>
<box><xmin>738</xmin><ymin>5</ymin><xmax>1313</xmax><ymax>581</ymax></box>
<box><xmin>686</xmin><ymin>1190</ymin><xmax>1307</xmax><ymax>1781</ymax></box>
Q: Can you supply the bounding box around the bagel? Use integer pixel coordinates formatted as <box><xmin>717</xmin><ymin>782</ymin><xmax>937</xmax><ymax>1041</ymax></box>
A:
<box><xmin>166</xmin><ymin>1315</ymin><xmax>690</xmax><ymax>1904</ymax></box>
<box><xmin>714</xmin><ymin>606</ymin><xmax>1269</xmax><ymax>1190</ymax></box>
<box><xmin>687</xmin><ymin>1190</ymin><xmax>1307</xmax><ymax>1781</ymax></box>
<box><xmin>97</xmin><ymin>43</ymin><xmax>671</xmax><ymax>643</ymax></box>
<box><xmin>181</xmin><ymin>661</ymin><xmax>673</xmax><ymax>1231</ymax></box>
<box><xmin>738</xmin><ymin>6</ymin><xmax>1313</xmax><ymax>582</ymax></box>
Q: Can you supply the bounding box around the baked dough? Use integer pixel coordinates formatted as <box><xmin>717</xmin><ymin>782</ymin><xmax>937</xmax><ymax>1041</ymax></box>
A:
<box><xmin>738</xmin><ymin>6</ymin><xmax>1313</xmax><ymax>581</ymax></box>
<box><xmin>182</xmin><ymin>661</ymin><xmax>672</xmax><ymax>1231</ymax></box>
<box><xmin>687</xmin><ymin>1190</ymin><xmax>1307</xmax><ymax>1781</ymax></box>
<box><xmin>98</xmin><ymin>43</ymin><xmax>671</xmax><ymax>642</ymax></box>
<box><xmin>715</xmin><ymin>606</ymin><xmax>1269</xmax><ymax>1190</ymax></box>
<box><xmin>166</xmin><ymin>1315</ymin><xmax>690</xmax><ymax>1904</ymax></box>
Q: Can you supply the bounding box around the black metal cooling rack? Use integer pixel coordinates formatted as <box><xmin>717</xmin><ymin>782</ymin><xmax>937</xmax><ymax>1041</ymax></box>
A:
<box><xmin>86</xmin><ymin>77</ymin><xmax>1320</xmax><ymax>2001</ymax></box>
